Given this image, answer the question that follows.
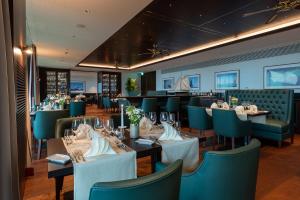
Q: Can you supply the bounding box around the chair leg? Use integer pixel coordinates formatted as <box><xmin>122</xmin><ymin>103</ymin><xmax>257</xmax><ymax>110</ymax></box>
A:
<box><xmin>231</xmin><ymin>137</ymin><xmax>235</xmax><ymax>149</ymax></box>
<box><xmin>37</xmin><ymin>139</ymin><xmax>42</xmax><ymax>160</ymax></box>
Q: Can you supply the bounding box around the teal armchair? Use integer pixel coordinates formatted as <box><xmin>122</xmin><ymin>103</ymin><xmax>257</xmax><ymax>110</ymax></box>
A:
<box><xmin>165</xmin><ymin>97</ymin><xmax>181</xmax><ymax>120</ymax></box>
<box><xmin>212</xmin><ymin>109</ymin><xmax>252</xmax><ymax>149</ymax></box>
<box><xmin>33</xmin><ymin>110</ymin><xmax>69</xmax><ymax>159</ymax></box>
<box><xmin>188</xmin><ymin>106</ymin><xmax>212</xmax><ymax>131</ymax></box>
<box><xmin>188</xmin><ymin>97</ymin><xmax>201</xmax><ymax>106</ymax></box>
<box><xmin>70</xmin><ymin>101</ymin><xmax>86</xmax><ymax>116</ymax></box>
<box><xmin>141</xmin><ymin>98</ymin><xmax>157</xmax><ymax>113</ymax></box>
<box><xmin>156</xmin><ymin>139</ymin><xmax>261</xmax><ymax>200</ymax></box>
<box><xmin>89</xmin><ymin>160</ymin><xmax>183</xmax><ymax>200</ymax></box>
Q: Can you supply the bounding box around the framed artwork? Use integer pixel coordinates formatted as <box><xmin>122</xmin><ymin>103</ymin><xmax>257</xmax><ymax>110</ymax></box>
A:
<box><xmin>188</xmin><ymin>74</ymin><xmax>200</xmax><ymax>90</ymax></box>
<box><xmin>215</xmin><ymin>70</ymin><xmax>239</xmax><ymax>90</ymax></box>
<box><xmin>162</xmin><ymin>77</ymin><xmax>175</xmax><ymax>90</ymax></box>
<box><xmin>264</xmin><ymin>63</ymin><xmax>300</xmax><ymax>89</ymax></box>
<box><xmin>70</xmin><ymin>81</ymin><xmax>86</xmax><ymax>93</ymax></box>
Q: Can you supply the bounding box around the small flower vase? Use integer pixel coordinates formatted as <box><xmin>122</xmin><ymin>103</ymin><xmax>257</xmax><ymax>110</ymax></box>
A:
<box><xmin>59</xmin><ymin>104</ymin><xmax>64</xmax><ymax>110</ymax></box>
<box><xmin>130</xmin><ymin>124</ymin><xmax>139</xmax><ymax>139</ymax></box>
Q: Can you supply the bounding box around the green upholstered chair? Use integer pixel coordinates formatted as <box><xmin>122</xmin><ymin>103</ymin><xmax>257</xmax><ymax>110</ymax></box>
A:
<box><xmin>55</xmin><ymin>116</ymin><xmax>98</xmax><ymax>138</ymax></box>
<box><xmin>33</xmin><ymin>110</ymin><xmax>69</xmax><ymax>159</ymax></box>
<box><xmin>141</xmin><ymin>98</ymin><xmax>157</xmax><ymax>114</ymax></box>
<box><xmin>225</xmin><ymin>89</ymin><xmax>294</xmax><ymax>147</ymax></box>
<box><xmin>187</xmin><ymin>106</ymin><xmax>212</xmax><ymax>131</ymax></box>
<box><xmin>188</xmin><ymin>97</ymin><xmax>201</xmax><ymax>106</ymax></box>
<box><xmin>212</xmin><ymin>109</ymin><xmax>252</xmax><ymax>149</ymax></box>
<box><xmin>156</xmin><ymin>139</ymin><xmax>261</xmax><ymax>200</ymax></box>
<box><xmin>165</xmin><ymin>97</ymin><xmax>181</xmax><ymax>120</ymax></box>
<box><xmin>110</xmin><ymin>114</ymin><xmax>130</xmax><ymax>128</ymax></box>
<box><xmin>118</xmin><ymin>98</ymin><xmax>131</xmax><ymax>110</ymax></box>
<box><xmin>70</xmin><ymin>101</ymin><xmax>86</xmax><ymax>117</ymax></box>
<box><xmin>89</xmin><ymin>160</ymin><xmax>183</xmax><ymax>200</ymax></box>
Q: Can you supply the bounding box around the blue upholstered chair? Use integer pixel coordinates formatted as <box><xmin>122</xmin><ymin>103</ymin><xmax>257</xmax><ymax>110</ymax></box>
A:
<box><xmin>165</xmin><ymin>97</ymin><xmax>181</xmax><ymax>120</ymax></box>
<box><xmin>70</xmin><ymin>101</ymin><xmax>86</xmax><ymax>116</ymax></box>
<box><xmin>33</xmin><ymin>110</ymin><xmax>69</xmax><ymax>159</ymax></box>
<box><xmin>89</xmin><ymin>160</ymin><xmax>183</xmax><ymax>200</ymax></box>
<box><xmin>188</xmin><ymin>97</ymin><xmax>201</xmax><ymax>106</ymax></box>
<box><xmin>212</xmin><ymin>109</ymin><xmax>252</xmax><ymax>149</ymax></box>
<box><xmin>141</xmin><ymin>98</ymin><xmax>157</xmax><ymax>114</ymax></box>
<box><xmin>118</xmin><ymin>98</ymin><xmax>131</xmax><ymax>111</ymax></box>
<box><xmin>156</xmin><ymin>139</ymin><xmax>261</xmax><ymax>200</ymax></box>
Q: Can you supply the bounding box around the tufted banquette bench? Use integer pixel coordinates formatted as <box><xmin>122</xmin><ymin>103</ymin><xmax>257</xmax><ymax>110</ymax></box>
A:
<box><xmin>225</xmin><ymin>89</ymin><xmax>294</xmax><ymax>147</ymax></box>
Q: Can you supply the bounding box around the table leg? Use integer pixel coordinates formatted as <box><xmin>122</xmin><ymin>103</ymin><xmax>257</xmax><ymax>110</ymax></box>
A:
<box><xmin>151</xmin><ymin>150</ymin><xmax>162</xmax><ymax>173</ymax></box>
<box><xmin>55</xmin><ymin>176</ymin><xmax>64</xmax><ymax>200</ymax></box>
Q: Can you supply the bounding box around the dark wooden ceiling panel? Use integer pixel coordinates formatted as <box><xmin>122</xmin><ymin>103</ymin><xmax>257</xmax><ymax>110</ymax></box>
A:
<box><xmin>80</xmin><ymin>0</ymin><xmax>300</xmax><ymax>68</ymax></box>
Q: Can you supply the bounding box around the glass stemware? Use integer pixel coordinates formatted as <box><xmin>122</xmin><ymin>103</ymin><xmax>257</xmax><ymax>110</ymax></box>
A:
<box><xmin>64</xmin><ymin>129</ymin><xmax>73</xmax><ymax>145</ymax></box>
<box><xmin>149</xmin><ymin>112</ymin><xmax>157</xmax><ymax>125</ymax></box>
<box><xmin>84</xmin><ymin>117</ymin><xmax>93</xmax><ymax>126</ymax></box>
<box><xmin>94</xmin><ymin>117</ymin><xmax>103</xmax><ymax>130</ymax></box>
<box><xmin>104</xmin><ymin>119</ymin><xmax>114</xmax><ymax>133</ymax></box>
<box><xmin>160</xmin><ymin>112</ymin><xmax>168</xmax><ymax>124</ymax></box>
<box><xmin>72</xmin><ymin>119</ymin><xmax>81</xmax><ymax>132</ymax></box>
<box><xmin>168</xmin><ymin>113</ymin><xmax>176</xmax><ymax>126</ymax></box>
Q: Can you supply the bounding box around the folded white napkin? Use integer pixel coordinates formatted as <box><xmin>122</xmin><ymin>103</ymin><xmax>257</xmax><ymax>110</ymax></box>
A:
<box><xmin>43</xmin><ymin>104</ymin><xmax>52</xmax><ymax>111</ymax></box>
<box><xmin>249</xmin><ymin>105</ymin><xmax>258</xmax><ymax>113</ymax></box>
<box><xmin>222</xmin><ymin>102</ymin><xmax>230</xmax><ymax>110</ymax></box>
<box><xmin>84</xmin><ymin>134</ymin><xmax>116</xmax><ymax>157</ymax></box>
<box><xmin>159</xmin><ymin>122</ymin><xmax>183</xmax><ymax>141</ymax></box>
<box><xmin>235</xmin><ymin>106</ymin><xmax>245</xmax><ymax>115</ymax></box>
<box><xmin>74</xmin><ymin>124</ymin><xmax>92</xmax><ymax>140</ymax></box>
<box><xmin>139</xmin><ymin>117</ymin><xmax>153</xmax><ymax>131</ymax></box>
<box><xmin>135</xmin><ymin>138</ymin><xmax>155</xmax><ymax>145</ymax></box>
<box><xmin>210</xmin><ymin>103</ymin><xmax>218</xmax><ymax>109</ymax></box>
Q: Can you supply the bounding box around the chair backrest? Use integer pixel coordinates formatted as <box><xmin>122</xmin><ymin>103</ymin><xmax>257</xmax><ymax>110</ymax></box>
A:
<box><xmin>187</xmin><ymin>106</ymin><xmax>212</xmax><ymax>130</ymax></box>
<box><xmin>118</xmin><ymin>98</ymin><xmax>131</xmax><ymax>109</ymax></box>
<box><xmin>180</xmin><ymin>139</ymin><xmax>260</xmax><ymax>200</ymax></box>
<box><xmin>55</xmin><ymin>116</ymin><xmax>97</xmax><ymax>138</ymax></box>
<box><xmin>166</xmin><ymin>97</ymin><xmax>180</xmax><ymax>112</ymax></box>
<box><xmin>70</xmin><ymin>101</ymin><xmax>86</xmax><ymax>116</ymax></box>
<box><xmin>110</xmin><ymin>114</ymin><xmax>130</xmax><ymax>128</ymax></box>
<box><xmin>141</xmin><ymin>98</ymin><xmax>157</xmax><ymax>113</ymax></box>
<box><xmin>188</xmin><ymin>97</ymin><xmax>201</xmax><ymax>106</ymax></box>
<box><xmin>225</xmin><ymin>89</ymin><xmax>293</xmax><ymax>123</ymax></box>
<box><xmin>212</xmin><ymin>109</ymin><xmax>247</xmax><ymax>137</ymax></box>
<box><xmin>89</xmin><ymin>160</ymin><xmax>183</xmax><ymax>200</ymax></box>
<box><xmin>33</xmin><ymin>110</ymin><xmax>69</xmax><ymax>139</ymax></box>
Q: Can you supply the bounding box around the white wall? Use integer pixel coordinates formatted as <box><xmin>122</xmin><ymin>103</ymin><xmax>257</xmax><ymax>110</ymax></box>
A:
<box><xmin>156</xmin><ymin>53</ymin><xmax>300</xmax><ymax>93</ymax></box>
<box><xmin>70</xmin><ymin>71</ymin><xmax>98</xmax><ymax>93</ymax></box>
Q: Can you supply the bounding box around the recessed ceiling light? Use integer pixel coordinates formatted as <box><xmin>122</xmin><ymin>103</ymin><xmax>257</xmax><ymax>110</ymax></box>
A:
<box><xmin>84</xmin><ymin>9</ymin><xmax>91</xmax><ymax>14</ymax></box>
<box><xmin>76</xmin><ymin>24</ymin><xmax>86</xmax><ymax>28</ymax></box>
<box><xmin>72</xmin><ymin>35</ymin><xmax>76</xmax><ymax>38</ymax></box>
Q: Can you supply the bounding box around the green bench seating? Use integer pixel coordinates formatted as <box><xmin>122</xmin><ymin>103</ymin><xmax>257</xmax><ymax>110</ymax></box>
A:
<box><xmin>225</xmin><ymin>89</ymin><xmax>294</xmax><ymax>146</ymax></box>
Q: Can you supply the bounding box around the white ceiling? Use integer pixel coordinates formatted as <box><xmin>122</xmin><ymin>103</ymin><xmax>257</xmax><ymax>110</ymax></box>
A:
<box><xmin>26</xmin><ymin>0</ymin><xmax>152</xmax><ymax>68</ymax></box>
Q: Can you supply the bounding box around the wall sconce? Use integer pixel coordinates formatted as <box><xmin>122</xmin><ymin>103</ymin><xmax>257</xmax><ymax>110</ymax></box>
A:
<box><xmin>13</xmin><ymin>46</ymin><xmax>34</xmax><ymax>55</ymax></box>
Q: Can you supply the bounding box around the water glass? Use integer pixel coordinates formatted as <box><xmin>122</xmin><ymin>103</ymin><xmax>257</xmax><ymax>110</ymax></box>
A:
<box><xmin>105</xmin><ymin>119</ymin><xmax>114</xmax><ymax>133</ymax></box>
<box><xmin>94</xmin><ymin>117</ymin><xmax>103</xmax><ymax>130</ymax></box>
<box><xmin>169</xmin><ymin>113</ymin><xmax>176</xmax><ymax>126</ymax></box>
<box><xmin>84</xmin><ymin>117</ymin><xmax>93</xmax><ymax>126</ymax></box>
<box><xmin>64</xmin><ymin>129</ymin><xmax>73</xmax><ymax>145</ymax></box>
<box><xmin>72</xmin><ymin>119</ymin><xmax>81</xmax><ymax>132</ymax></box>
<box><xmin>160</xmin><ymin>112</ymin><xmax>168</xmax><ymax>123</ymax></box>
<box><xmin>149</xmin><ymin>112</ymin><xmax>157</xmax><ymax>125</ymax></box>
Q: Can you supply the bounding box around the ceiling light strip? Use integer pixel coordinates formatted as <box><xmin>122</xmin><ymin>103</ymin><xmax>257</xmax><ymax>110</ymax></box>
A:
<box><xmin>129</xmin><ymin>17</ymin><xmax>300</xmax><ymax>69</ymax></box>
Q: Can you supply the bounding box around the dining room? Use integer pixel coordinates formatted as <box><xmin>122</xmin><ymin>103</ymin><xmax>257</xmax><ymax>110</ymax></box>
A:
<box><xmin>2</xmin><ymin>0</ymin><xmax>300</xmax><ymax>200</ymax></box>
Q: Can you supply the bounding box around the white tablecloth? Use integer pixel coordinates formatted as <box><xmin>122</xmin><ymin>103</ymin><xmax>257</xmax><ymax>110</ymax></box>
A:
<box><xmin>140</xmin><ymin>127</ymin><xmax>199</xmax><ymax>170</ymax></box>
<box><xmin>63</xmin><ymin>134</ymin><xmax>136</xmax><ymax>200</ymax></box>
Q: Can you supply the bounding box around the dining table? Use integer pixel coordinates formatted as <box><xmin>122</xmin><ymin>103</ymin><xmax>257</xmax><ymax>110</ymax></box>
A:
<box><xmin>47</xmin><ymin>132</ymin><xmax>162</xmax><ymax>200</ymax></box>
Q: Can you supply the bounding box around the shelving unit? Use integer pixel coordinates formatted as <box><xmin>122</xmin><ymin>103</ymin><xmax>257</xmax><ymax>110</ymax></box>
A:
<box><xmin>39</xmin><ymin>68</ymin><xmax>70</xmax><ymax>101</ymax></box>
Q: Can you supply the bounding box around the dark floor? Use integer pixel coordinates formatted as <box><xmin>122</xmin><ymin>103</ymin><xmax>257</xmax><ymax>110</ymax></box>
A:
<box><xmin>24</xmin><ymin>105</ymin><xmax>300</xmax><ymax>200</ymax></box>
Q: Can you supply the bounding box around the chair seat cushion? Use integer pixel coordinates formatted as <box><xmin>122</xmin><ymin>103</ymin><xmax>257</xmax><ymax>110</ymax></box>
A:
<box><xmin>253</xmin><ymin>119</ymin><xmax>289</xmax><ymax>133</ymax></box>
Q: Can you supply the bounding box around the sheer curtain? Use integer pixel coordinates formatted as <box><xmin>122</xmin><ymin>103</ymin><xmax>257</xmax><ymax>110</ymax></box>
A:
<box><xmin>0</xmin><ymin>0</ymin><xmax>20</xmax><ymax>199</ymax></box>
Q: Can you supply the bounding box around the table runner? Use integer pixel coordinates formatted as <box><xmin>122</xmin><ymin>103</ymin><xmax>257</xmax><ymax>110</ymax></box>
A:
<box><xmin>140</xmin><ymin>127</ymin><xmax>199</xmax><ymax>170</ymax></box>
<box><xmin>62</xmin><ymin>132</ymin><xmax>136</xmax><ymax>200</ymax></box>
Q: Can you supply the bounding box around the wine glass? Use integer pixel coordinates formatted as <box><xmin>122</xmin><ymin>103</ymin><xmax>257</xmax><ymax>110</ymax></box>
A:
<box><xmin>84</xmin><ymin>117</ymin><xmax>93</xmax><ymax>126</ymax></box>
<box><xmin>94</xmin><ymin>117</ymin><xmax>103</xmax><ymax>130</ymax></box>
<box><xmin>105</xmin><ymin>119</ymin><xmax>114</xmax><ymax>133</ymax></box>
<box><xmin>72</xmin><ymin>119</ymin><xmax>81</xmax><ymax>132</ymax></box>
<box><xmin>160</xmin><ymin>112</ymin><xmax>168</xmax><ymax>124</ymax></box>
<box><xmin>169</xmin><ymin>113</ymin><xmax>176</xmax><ymax>126</ymax></box>
<box><xmin>149</xmin><ymin>112</ymin><xmax>157</xmax><ymax>125</ymax></box>
<box><xmin>64</xmin><ymin>129</ymin><xmax>72</xmax><ymax>145</ymax></box>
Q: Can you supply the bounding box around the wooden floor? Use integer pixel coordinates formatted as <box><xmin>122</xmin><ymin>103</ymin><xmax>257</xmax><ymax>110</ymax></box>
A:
<box><xmin>24</xmin><ymin>105</ymin><xmax>300</xmax><ymax>200</ymax></box>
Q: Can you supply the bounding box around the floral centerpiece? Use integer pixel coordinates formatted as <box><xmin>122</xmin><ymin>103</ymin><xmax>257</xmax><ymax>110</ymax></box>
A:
<box><xmin>126</xmin><ymin>105</ymin><xmax>143</xmax><ymax>138</ymax></box>
<box><xmin>230</xmin><ymin>96</ymin><xmax>239</xmax><ymax>107</ymax></box>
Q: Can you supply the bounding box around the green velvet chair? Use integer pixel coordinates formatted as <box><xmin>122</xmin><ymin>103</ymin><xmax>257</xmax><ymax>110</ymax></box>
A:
<box><xmin>165</xmin><ymin>97</ymin><xmax>181</xmax><ymax>120</ymax></box>
<box><xmin>187</xmin><ymin>106</ymin><xmax>212</xmax><ymax>131</ymax></box>
<box><xmin>70</xmin><ymin>101</ymin><xmax>86</xmax><ymax>117</ymax></box>
<box><xmin>156</xmin><ymin>139</ymin><xmax>261</xmax><ymax>200</ymax></box>
<box><xmin>33</xmin><ymin>110</ymin><xmax>69</xmax><ymax>159</ymax></box>
<box><xmin>188</xmin><ymin>97</ymin><xmax>201</xmax><ymax>106</ymax></box>
<box><xmin>110</xmin><ymin>114</ymin><xmax>130</xmax><ymax>128</ymax></box>
<box><xmin>212</xmin><ymin>109</ymin><xmax>252</xmax><ymax>149</ymax></box>
<box><xmin>225</xmin><ymin>89</ymin><xmax>294</xmax><ymax>147</ymax></box>
<box><xmin>89</xmin><ymin>160</ymin><xmax>183</xmax><ymax>200</ymax></box>
<box><xmin>141</xmin><ymin>98</ymin><xmax>157</xmax><ymax>114</ymax></box>
<box><xmin>55</xmin><ymin>116</ymin><xmax>98</xmax><ymax>138</ymax></box>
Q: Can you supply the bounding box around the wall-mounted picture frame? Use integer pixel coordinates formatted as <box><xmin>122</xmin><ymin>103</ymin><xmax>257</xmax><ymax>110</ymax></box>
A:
<box><xmin>162</xmin><ymin>77</ymin><xmax>175</xmax><ymax>90</ymax></box>
<box><xmin>70</xmin><ymin>81</ymin><xmax>86</xmax><ymax>93</ymax></box>
<box><xmin>264</xmin><ymin>62</ymin><xmax>300</xmax><ymax>89</ymax></box>
<box><xmin>187</xmin><ymin>74</ymin><xmax>200</xmax><ymax>90</ymax></box>
<box><xmin>215</xmin><ymin>70</ymin><xmax>239</xmax><ymax>90</ymax></box>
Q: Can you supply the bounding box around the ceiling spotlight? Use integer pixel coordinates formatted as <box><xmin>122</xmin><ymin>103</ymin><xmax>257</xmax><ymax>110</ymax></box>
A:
<box><xmin>84</xmin><ymin>9</ymin><xmax>91</xmax><ymax>14</ymax></box>
<box><xmin>76</xmin><ymin>24</ymin><xmax>86</xmax><ymax>28</ymax></box>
